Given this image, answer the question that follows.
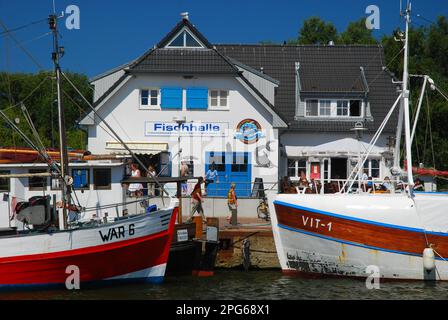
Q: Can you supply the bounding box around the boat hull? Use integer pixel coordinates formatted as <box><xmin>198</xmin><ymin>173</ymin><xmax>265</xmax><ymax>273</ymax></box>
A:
<box><xmin>269</xmin><ymin>193</ymin><xmax>448</xmax><ymax>280</ymax></box>
<box><xmin>0</xmin><ymin>207</ymin><xmax>177</xmax><ymax>287</ymax></box>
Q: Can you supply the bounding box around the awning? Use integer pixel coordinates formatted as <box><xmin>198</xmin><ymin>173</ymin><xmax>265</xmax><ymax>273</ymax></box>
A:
<box><xmin>285</xmin><ymin>138</ymin><xmax>386</xmax><ymax>158</ymax></box>
<box><xmin>105</xmin><ymin>141</ymin><xmax>168</xmax><ymax>155</ymax></box>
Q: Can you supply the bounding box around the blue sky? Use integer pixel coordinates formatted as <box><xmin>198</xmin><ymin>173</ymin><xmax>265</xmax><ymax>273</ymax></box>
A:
<box><xmin>0</xmin><ymin>0</ymin><xmax>446</xmax><ymax>78</ymax></box>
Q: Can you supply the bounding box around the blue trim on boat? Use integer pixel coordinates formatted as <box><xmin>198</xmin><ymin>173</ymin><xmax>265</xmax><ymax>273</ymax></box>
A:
<box><xmin>274</xmin><ymin>200</ymin><xmax>448</xmax><ymax>237</ymax></box>
<box><xmin>278</xmin><ymin>223</ymin><xmax>446</xmax><ymax>261</ymax></box>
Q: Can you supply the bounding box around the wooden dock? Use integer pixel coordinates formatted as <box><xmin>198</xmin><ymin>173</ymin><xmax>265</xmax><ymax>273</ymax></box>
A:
<box><xmin>214</xmin><ymin>217</ymin><xmax>280</xmax><ymax>270</ymax></box>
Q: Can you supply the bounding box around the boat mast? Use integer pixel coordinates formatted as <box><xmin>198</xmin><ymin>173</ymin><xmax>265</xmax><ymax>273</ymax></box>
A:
<box><xmin>402</xmin><ymin>1</ymin><xmax>415</xmax><ymax>191</ymax></box>
<box><xmin>49</xmin><ymin>14</ymin><xmax>70</xmax><ymax>229</ymax></box>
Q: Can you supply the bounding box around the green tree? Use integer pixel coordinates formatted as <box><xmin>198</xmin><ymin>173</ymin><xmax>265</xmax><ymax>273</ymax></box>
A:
<box><xmin>0</xmin><ymin>71</ymin><xmax>91</xmax><ymax>150</ymax></box>
<box><xmin>339</xmin><ymin>18</ymin><xmax>378</xmax><ymax>44</ymax></box>
<box><xmin>297</xmin><ymin>17</ymin><xmax>337</xmax><ymax>44</ymax></box>
<box><xmin>381</xmin><ymin>16</ymin><xmax>448</xmax><ymax>187</ymax></box>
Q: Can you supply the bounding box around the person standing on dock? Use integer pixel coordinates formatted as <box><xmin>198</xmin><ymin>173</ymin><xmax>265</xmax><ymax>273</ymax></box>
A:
<box><xmin>188</xmin><ymin>177</ymin><xmax>206</xmax><ymax>223</ymax></box>
<box><xmin>227</xmin><ymin>183</ymin><xmax>238</xmax><ymax>226</ymax></box>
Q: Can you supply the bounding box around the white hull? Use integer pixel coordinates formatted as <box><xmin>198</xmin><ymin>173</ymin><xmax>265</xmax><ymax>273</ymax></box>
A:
<box><xmin>269</xmin><ymin>193</ymin><xmax>448</xmax><ymax>280</ymax></box>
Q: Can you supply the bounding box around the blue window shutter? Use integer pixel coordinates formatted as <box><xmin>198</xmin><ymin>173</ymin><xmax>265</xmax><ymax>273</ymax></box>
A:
<box><xmin>186</xmin><ymin>87</ymin><xmax>208</xmax><ymax>110</ymax></box>
<box><xmin>161</xmin><ymin>87</ymin><xmax>182</xmax><ymax>109</ymax></box>
<box><xmin>73</xmin><ymin>169</ymin><xmax>88</xmax><ymax>189</ymax></box>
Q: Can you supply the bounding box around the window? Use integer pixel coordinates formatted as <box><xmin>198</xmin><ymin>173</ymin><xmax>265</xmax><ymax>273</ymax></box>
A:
<box><xmin>209</xmin><ymin>152</ymin><xmax>226</xmax><ymax>172</ymax></box>
<box><xmin>51</xmin><ymin>177</ymin><xmax>62</xmax><ymax>190</ymax></box>
<box><xmin>305</xmin><ymin>99</ymin><xmax>363</xmax><ymax>118</ymax></box>
<box><xmin>166</xmin><ymin>30</ymin><xmax>203</xmax><ymax>48</ymax></box>
<box><xmin>287</xmin><ymin>159</ymin><xmax>306</xmax><ymax>177</ymax></box>
<box><xmin>185</xmin><ymin>32</ymin><xmax>201</xmax><ymax>47</ymax></box>
<box><xmin>371</xmin><ymin>159</ymin><xmax>380</xmax><ymax>178</ymax></box>
<box><xmin>169</xmin><ymin>32</ymin><xmax>184</xmax><ymax>47</ymax></box>
<box><xmin>231</xmin><ymin>153</ymin><xmax>248</xmax><ymax>172</ymax></box>
<box><xmin>337</xmin><ymin>100</ymin><xmax>349</xmax><ymax>116</ymax></box>
<box><xmin>219</xmin><ymin>90</ymin><xmax>228</xmax><ymax>107</ymax></box>
<box><xmin>141</xmin><ymin>89</ymin><xmax>159</xmax><ymax>108</ymax></box>
<box><xmin>363</xmin><ymin>159</ymin><xmax>380</xmax><ymax>178</ymax></box>
<box><xmin>319</xmin><ymin>100</ymin><xmax>331</xmax><ymax>116</ymax></box>
<box><xmin>183</xmin><ymin>160</ymin><xmax>194</xmax><ymax>177</ymax></box>
<box><xmin>93</xmin><ymin>168</ymin><xmax>111</xmax><ymax>190</ymax></box>
<box><xmin>0</xmin><ymin>170</ymin><xmax>10</xmax><ymax>192</ymax></box>
<box><xmin>158</xmin><ymin>152</ymin><xmax>172</xmax><ymax>177</ymax></box>
<box><xmin>350</xmin><ymin>100</ymin><xmax>361</xmax><ymax>117</ymax></box>
<box><xmin>186</xmin><ymin>87</ymin><xmax>208</xmax><ymax>110</ymax></box>
<box><xmin>161</xmin><ymin>87</ymin><xmax>183</xmax><ymax>109</ymax></box>
<box><xmin>306</xmin><ymin>100</ymin><xmax>318</xmax><ymax>116</ymax></box>
<box><xmin>29</xmin><ymin>169</ymin><xmax>47</xmax><ymax>191</ymax></box>
<box><xmin>72</xmin><ymin>168</ymin><xmax>90</xmax><ymax>190</ymax></box>
<box><xmin>209</xmin><ymin>90</ymin><xmax>229</xmax><ymax>109</ymax></box>
<box><xmin>287</xmin><ymin>159</ymin><xmax>296</xmax><ymax>177</ymax></box>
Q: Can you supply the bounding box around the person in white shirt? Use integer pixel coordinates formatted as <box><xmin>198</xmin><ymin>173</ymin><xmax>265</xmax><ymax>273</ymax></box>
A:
<box><xmin>128</xmin><ymin>163</ymin><xmax>143</xmax><ymax>197</ymax></box>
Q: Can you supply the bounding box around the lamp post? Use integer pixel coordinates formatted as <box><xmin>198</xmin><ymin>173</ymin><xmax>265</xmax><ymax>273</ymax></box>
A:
<box><xmin>173</xmin><ymin>116</ymin><xmax>186</xmax><ymax>224</ymax></box>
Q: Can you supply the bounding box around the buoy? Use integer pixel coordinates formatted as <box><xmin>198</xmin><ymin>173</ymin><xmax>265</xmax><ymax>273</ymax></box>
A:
<box><xmin>423</xmin><ymin>247</ymin><xmax>435</xmax><ymax>272</ymax></box>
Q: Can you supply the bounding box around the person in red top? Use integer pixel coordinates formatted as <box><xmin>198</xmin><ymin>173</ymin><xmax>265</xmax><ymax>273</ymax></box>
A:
<box><xmin>188</xmin><ymin>177</ymin><xmax>206</xmax><ymax>223</ymax></box>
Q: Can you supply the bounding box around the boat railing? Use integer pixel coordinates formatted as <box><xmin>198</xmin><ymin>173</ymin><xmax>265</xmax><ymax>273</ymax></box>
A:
<box><xmin>285</xmin><ymin>178</ymin><xmax>409</xmax><ymax>195</ymax></box>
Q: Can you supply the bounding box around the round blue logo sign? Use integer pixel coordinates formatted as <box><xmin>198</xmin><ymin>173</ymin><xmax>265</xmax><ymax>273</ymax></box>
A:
<box><xmin>234</xmin><ymin>119</ymin><xmax>263</xmax><ymax>144</ymax></box>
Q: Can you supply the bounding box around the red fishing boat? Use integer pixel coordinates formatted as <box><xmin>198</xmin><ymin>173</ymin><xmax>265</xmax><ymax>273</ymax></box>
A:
<box><xmin>0</xmin><ymin>13</ymin><xmax>177</xmax><ymax>288</ymax></box>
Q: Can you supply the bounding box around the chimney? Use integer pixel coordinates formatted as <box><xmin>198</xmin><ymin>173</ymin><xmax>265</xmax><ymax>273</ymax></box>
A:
<box><xmin>181</xmin><ymin>12</ymin><xmax>189</xmax><ymax>20</ymax></box>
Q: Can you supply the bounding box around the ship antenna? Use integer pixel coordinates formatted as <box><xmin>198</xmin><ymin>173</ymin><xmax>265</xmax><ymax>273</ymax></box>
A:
<box><xmin>401</xmin><ymin>0</ymin><xmax>415</xmax><ymax>195</ymax></box>
<box><xmin>49</xmin><ymin>12</ymin><xmax>71</xmax><ymax>229</ymax></box>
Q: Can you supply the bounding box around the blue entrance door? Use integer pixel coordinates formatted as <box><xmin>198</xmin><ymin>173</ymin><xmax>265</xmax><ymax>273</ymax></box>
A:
<box><xmin>205</xmin><ymin>152</ymin><xmax>251</xmax><ymax>197</ymax></box>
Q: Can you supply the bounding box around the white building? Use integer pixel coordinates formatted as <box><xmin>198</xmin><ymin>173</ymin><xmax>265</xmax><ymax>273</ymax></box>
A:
<box><xmin>81</xmin><ymin>15</ymin><xmax>288</xmax><ymax>199</ymax></box>
<box><xmin>0</xmin><ymin>14</ymin><xmax>401</xmax><ymax>224</ymax></box>
<box><xmin>82</xmin><ymin>15</ymin><xmax>399</xmax><ymax>193</ymax></box>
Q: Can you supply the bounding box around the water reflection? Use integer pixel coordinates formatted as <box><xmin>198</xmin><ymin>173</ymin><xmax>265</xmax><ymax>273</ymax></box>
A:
<box><xmin>0</xmin><ymin>271</ymin><xmax>448</xmax><ymax>300</ymax></box>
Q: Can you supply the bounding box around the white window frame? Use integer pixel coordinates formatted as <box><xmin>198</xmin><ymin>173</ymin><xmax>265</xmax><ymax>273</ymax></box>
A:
<box><xmin>319</xmin><ymin>100</ymin><xmax>332</xmax><ymax>116</ymax></box>
<box><xmin>209</xmin><ymin>89</ymin><xmax>229</xmax><ymax>110</ymax></box>
<box><xmin>165</xmin><ymin>28</ymin><xmax>205</xmax><ymax>49</ymax></box>
<box><xmin>287</xmin><ymin>158</ymin><xmax>307</xmax><ymax>180</ymax></box>
<box><xmin>305</xmin><ymin>99</ymin><xmax>319</xmax><ymax>117</ymax></box>
<box><xmin>363</xmin><ymin>158</ymin><xmax>381</xmax><ymax>179</ymax></box>
<box><xmin>336</xmin><ymin>100</ymin><xmax>349</xmax><ymax>117</ymax></box>
<box><xmin>304</xmin><ymin>99</ymin><xmax>364</xmax><ymax>118</ymax></box>
<box><xmin>140</xmin><ymin>88</ymin><xmax>160</xmax><ymax>110</ymax></box>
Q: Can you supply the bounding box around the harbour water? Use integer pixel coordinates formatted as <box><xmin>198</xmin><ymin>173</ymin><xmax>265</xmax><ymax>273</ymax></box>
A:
<box><xmin>1</xmin><ymin>270</ymin><xmax>447</xmax><ymax>300</ymax></box>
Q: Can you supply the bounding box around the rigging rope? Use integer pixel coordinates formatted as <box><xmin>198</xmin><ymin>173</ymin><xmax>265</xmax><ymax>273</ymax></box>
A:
<box><xmin>61</xmin><ymin>71</ymin><xmax>175</xmax><ymax>200</ymax></box>
<box><xmin>1</xmin><ymin>76</ymin><xmax>50</xmax><ymax>112</ymax></box>
<box><xmin>0</xmin><ymin>17</ymin><xmax>48</xmax><ymax>37</ymax></box>
<box><xmin>0</xmin><ymin>20</ymin><xmax>45</xmax><ymax>71</ymax></box>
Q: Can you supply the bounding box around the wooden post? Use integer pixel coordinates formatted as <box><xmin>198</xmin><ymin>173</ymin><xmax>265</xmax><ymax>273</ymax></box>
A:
<box><xmin>193</xmin><ymin>216</ymin><xmax>202</xmax><ymax>239</ymax></box>
<box><xmin>177</xmin><ymin>180</ymin><xmax>182</xmax><ymax>224</ymax></box>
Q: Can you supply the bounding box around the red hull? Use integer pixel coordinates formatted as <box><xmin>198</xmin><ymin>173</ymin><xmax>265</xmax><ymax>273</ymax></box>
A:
<box><xmin>0</xmin><ymin>208</ymin><xmax>177</xmax><ymax>286</ymax></box>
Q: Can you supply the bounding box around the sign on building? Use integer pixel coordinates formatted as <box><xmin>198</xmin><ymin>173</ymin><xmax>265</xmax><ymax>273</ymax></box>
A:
<box><xmin>144</xmin><ymin>121</ymin><xmax>229</xmax><ymax>137</ymax></box>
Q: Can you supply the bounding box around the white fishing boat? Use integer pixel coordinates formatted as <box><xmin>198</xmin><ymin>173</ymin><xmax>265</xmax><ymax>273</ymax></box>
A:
<box><xmin>269</xmin><ymin>2</ymin><xmax>448</xmax><ymax>281</ymax></box>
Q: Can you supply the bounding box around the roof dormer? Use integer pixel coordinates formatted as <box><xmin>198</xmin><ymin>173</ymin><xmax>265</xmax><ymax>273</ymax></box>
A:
<box><xmin>157</xmin><ymin>13</ymin><xmax>212</xmax><ymax>49</ymax></box>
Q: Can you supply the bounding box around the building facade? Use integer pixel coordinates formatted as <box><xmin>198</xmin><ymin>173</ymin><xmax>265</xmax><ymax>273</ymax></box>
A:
<box><xmin>80</xmin><ymin>14</ymin><xmax>399</xmax><ymax>199</ymax></box>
